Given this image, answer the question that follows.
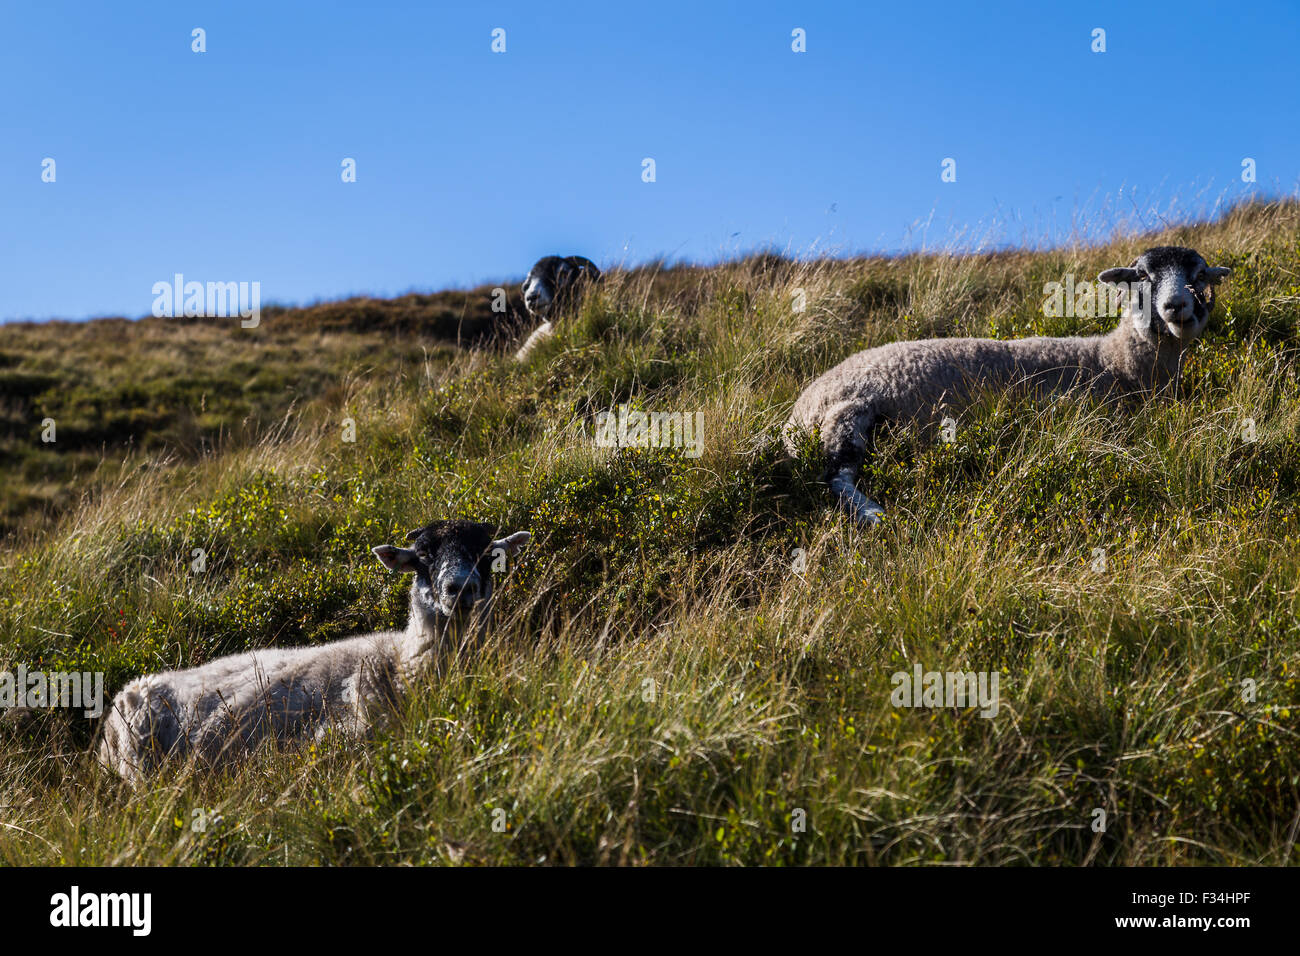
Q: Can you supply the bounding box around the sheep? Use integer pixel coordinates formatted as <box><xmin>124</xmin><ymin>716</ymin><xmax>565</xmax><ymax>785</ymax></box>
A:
<box><xmin>514</xmin><ymin>255</ymin><xmax>602</xmax><ymax>361</ymax></box>
<box><xmin>97</xmin><ymin>519</ymin><xmax>531</xmax><ymax>785</ymax></box>
<box><xmin>784</xmin><ymin>245</ymin><xmax>1232</xmax><ymax>525</ymax></box>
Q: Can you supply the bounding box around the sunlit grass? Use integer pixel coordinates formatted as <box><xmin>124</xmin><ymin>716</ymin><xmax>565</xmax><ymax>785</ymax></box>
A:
<box><xmin>1</xmin><ymin>199</ymin><xmax>1298</xmax><ymax>865</ymax></box>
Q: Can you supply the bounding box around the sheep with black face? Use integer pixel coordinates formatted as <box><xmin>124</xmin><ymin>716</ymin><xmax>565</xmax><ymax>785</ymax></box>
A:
<box><xmin>97</xmin><ymin>519</ymin><xmax>530</xmax><ymax>785</ymax></box>
<box><xmin>784</xmin><ymin>245</ymin><xmax>1232</xmax><ymax>525</ymax></box>
<box><xmin>515</xmin><ymin>254</ymin><xmax>602</xmax><ymax>361</ymax></box>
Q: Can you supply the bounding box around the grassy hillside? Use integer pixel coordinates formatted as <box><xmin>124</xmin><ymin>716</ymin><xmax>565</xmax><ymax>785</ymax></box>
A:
<box><xmin>0</xmin><ymin>287</ymin><xmax>526</xmax><ymax>537</ymax></box>
<box><xmin>1</xmin><ymin>200</ymin><xmax>1298</xmax><ymax>865</ymax></box>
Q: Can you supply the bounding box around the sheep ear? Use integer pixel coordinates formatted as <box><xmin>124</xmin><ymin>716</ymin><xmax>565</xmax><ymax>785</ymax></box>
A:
<box><xmin>404</xmin><ymin>528</ymin><xmax>423</xmax><ymax>542</ymax></box>
<box><xmin>1099</xmin><ymin>267</ymin><xmax>1142</xmax><ymax>285</ymax></box>
<box><xmin>1206</xmin><ymin>266</ymin><xmax>1232</xmax><ymax>282</ymax></box>
<box><xmin>491</xmin><ymin>531</ymin><xmax>531</xmax><ymax>557</ymax></box>
<box><xmin>373</xmin><ymin>545</ymin><xmax>418</xmax><ymax>572</ymax></box>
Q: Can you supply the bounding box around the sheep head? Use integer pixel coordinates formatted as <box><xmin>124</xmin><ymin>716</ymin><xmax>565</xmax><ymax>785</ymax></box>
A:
<box><xmin>1099</xmin><ymin>246</ymin><xmax>1232</xmax><ymax>343</ymax></box>
<box><xmin>521</xmin><ymin>255</ymin><xmax>601</xmax><ymax>319</ymax></box>
<box><xmin>373</xmin><ymin>520</ymin><xmax>531</xmax><ymax>621</ymax></box>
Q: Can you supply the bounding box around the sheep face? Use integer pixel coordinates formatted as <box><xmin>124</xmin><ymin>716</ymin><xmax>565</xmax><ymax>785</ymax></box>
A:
<box><xmin>522</xmin><ymin>261</ymin><xmax>558</xmax><ymax>318</ymax></box>
<box><xmin>372</xmin><ymin>520</ymin><xmax>531</xmax><ymax>621</ymax></box>
<box><xmin>1099</xmin><ymin>246</ymin><xmax>1232</xmax><ymax>343</ymax></box>
<box><xmin>521</xmin><ymin>255</ymin><xmax>601</xmax><ymax>320</ymax></box>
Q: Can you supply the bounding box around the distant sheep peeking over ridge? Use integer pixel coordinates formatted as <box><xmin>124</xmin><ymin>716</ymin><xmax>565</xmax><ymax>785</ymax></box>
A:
<box><xmin>97</xmin><ymin>520</ymin><xmax>530</xmax><ymax>785</ymax></box>
<box><xmin>784</xmin><ymin>245</ymin><xmax>1233</xmax><ymax>526</ymax></box>
<box><xmin>514</xmin><ymin>254</ymin><xmax>602</xmax><ymax>361</ymax></box>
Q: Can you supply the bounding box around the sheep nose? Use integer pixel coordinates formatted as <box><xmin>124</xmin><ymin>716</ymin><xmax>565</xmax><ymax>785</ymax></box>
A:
<box><xmin>443</xmin><ymin>578</ymin><xmax>481</xmax><ymax>605</ymax></box>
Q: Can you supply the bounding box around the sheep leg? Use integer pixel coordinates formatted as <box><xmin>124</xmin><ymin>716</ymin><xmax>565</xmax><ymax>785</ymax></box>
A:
<box><xmin>824</xmin><ymin>406</ymin><xmax>883</xmax><ymax>526</ymax></box>
<box><xmin>514</xmin><ymin>321</ymin><xmax>554</xmax><ymax>362</ymax></box>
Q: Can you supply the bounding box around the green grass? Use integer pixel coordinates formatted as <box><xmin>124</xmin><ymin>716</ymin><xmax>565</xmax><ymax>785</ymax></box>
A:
<box><xmin>1</xmin><ymin>200</ymin><xmax>1299</xmax><ymax>865</ymax></box>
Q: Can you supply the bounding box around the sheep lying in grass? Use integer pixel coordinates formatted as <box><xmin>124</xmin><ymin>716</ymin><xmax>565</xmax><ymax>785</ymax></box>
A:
<box><xmin>515</xmin><ymin>255</ymin><xmax>602</xmax><ymax>361</ymax></box>
<box><xmin>784</xmin><ymin>246</ymin><xmax>1233</xmax><ymax>525</ymax></box>
<box><xmin>97</xmin><ymin>520</ymin><xmax>530</xmax><ymax>785</ymax></box>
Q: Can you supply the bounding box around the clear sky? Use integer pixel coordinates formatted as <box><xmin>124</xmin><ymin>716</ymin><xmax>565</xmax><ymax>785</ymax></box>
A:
<box><xmin>2</xmin><ymin>0</ymin><xmax>1297</xmax><ymax>321</ymax></box>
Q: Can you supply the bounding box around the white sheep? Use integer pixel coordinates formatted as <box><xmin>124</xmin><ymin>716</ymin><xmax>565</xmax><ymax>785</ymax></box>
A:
<box><xmin>97</xmin><ymin>520</ymin><xmax>530</xmax><ymax>785</ymax></box>
<box><xmin>784</xmin><ymin>246</ymin><xmax>1232</xmax><ymax>524</ymax></box>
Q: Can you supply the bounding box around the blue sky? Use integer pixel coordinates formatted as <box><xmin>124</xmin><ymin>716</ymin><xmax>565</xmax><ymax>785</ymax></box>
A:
<box><xmin>2</xmin><ymin>0</ymin><xmax>1297</xmax><ymax>321</ymax></box>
